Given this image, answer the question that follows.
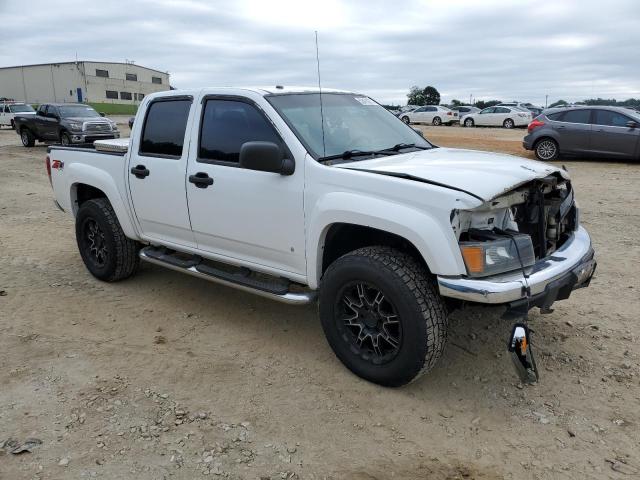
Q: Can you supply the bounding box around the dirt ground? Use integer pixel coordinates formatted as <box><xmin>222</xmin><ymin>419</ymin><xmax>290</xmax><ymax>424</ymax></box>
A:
<box><xmin>1</xmin><ymin>119</ymin><xmax>639</xmax><ymax>480</ymax></box>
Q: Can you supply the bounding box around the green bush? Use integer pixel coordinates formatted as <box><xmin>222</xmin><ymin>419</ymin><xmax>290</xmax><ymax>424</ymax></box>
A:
<box><xmin>88</xmin><ymin>103</ymin><xmax>138</xmax><ymax>115</ymax></box>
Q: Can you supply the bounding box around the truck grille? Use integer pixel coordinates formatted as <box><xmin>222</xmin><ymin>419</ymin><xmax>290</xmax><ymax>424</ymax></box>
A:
<box><xmin>84</xmin><ymin>122</ymin><xmax>111</xmax><ymax>132</ymax></box>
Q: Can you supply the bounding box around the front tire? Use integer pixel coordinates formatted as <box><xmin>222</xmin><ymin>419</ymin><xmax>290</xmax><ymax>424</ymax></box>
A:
<box><xmin>534</xmin><ymin>138</ymin><xmax>559</xmax><ymax>161</ymax></box>
<box><xmin>20</xmin><ymin>129</ymin><xmax>35</xmax><ymax>147</ymax></box>
<box><xmin>60</xmin><ymin>131</ymin><xmax>71</xmax><ymax>145</ymax></box>
<box><xmin>503</xmin><ymin>118</ymin><xmax>515</xmax><ymax>129</ymax></box>
<box><xmin>401</xmin><ymin>116</ymin><xmax>410</xmax><ymax>124</ymax></box>
<box><xmin>432</xmin><ymin>116</ymin><xmax>442</xmax><ymax>126</ymax></box>
<box><xmin>464</xmin><ymin>118</ymin><xmax>475</xmax><ymax>127</ymax></box>
<box><xmin>319</xmin><ymin>246</ymin><xmax>448</xmax><ymax>387</ymax></box>
<box><xmin>10</xmin><ymin>119</ymin><xmax>16</xmax><ymax>130</ymax></box>
<box><xmin>75</xmin><ymin>198</ymin><xmax>140</xmax><ymax>282</ymax></box>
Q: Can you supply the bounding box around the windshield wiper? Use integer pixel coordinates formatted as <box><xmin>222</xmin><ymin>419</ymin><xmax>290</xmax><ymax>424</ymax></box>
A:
<box><xmin>377</xmin><ymin>143</ymin><xmax>430</xmax><ymax>152</ymax></box>
<box><xmin>319</xmin><ymin>150</ymin><xmax>379</xmax><ymax>162</ymax></box>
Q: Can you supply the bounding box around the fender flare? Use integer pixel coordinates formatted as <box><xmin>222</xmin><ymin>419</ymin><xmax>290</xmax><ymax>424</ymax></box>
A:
<box><xmin>306</xmin><ymin>192</ymin><xmax>466</xmax><ymax>289</ymax></box>
<box><xmin>67</xmin><ymin>163</ymin><xmax>139</xmax><ymax>239</ymax></box>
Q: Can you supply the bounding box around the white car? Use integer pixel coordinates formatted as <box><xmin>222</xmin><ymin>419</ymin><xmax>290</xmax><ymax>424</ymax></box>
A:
<box><xmin>400</xmin><ymin>105</ymin><xmax>458</xmax><ymax>126</ymax></box>
<box><xmin>461</xmin><ymin>106</ymin><xmax>532</xmax><ymax>129</ymax></box>
<box><xmin>0</xmin><ymin>101</ymin><xmax>35</xmax><ymax>129</ymax></box>
<box><xmin>46</xmin><ymin>86</ymin><xmax>595</xmax><ymax>387</ymax></box>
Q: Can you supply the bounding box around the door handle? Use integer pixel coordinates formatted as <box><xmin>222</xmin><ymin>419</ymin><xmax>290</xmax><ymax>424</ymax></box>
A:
<box><xmin>130</xmin><ymin>164</ymin><xmax>150</xmax><ymax>179</ymax></box>
<box><xmin>189</xmin><ymin>172</ymin><xmax>214</xmax><ymax>188</ymax></box>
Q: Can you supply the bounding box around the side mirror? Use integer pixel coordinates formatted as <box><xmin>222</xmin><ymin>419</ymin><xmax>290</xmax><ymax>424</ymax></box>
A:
<box><xmin>626</xmin><ymin>120</ymin><xmax>637</xmax><ymax>129</ymax></box>
<box><xmin>413</xmin><ymin>128</ymin><xmax>424</xmax><ymax>138</ymax></box>
<box><xmin>508</xmin><ymin>323</ymin><xmax>539</xmax><ymax>384</ymax></box>
<box><xmin>99</xmin><ymin>112</ymin><xmax>106</xmax><ymax>117</ymax></box>
<box><xmin>239</xmin><ymin>141</ymin><xmax>294</xmax><ymax>175</ymax></box>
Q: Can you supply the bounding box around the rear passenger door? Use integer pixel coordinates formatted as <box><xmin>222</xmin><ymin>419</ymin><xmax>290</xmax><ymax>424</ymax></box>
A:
<box><xmin>590</xmin><ymin>110</ymin><xmax>640</xmax><ymax>158</ymax></box>
<box><xmin>127</xmin><ymin>96</ymin><xmax>196</xmax><ymax>247</ymax></box>
<box><xmin>553</xmin><ymin>109</ymin><xmax>592</xmax><ymax>154</ymax></box>
<box><xmin>185</xmin><ymin>96</ymin><xmax>306</xmax><ymax>275</ymax></box>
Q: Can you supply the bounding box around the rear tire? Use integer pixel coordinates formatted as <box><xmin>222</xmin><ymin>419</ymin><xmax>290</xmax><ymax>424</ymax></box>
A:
<box><xmin>503</xmin><ymin>118</ymin><xmax>515</xmax><ymax>129</ymax></box>
<box><xmin>401</xmin><ymin>116</ymin><xmax>410</xmax><ymax>124</ymax></box>
<box><xmin>319</xmin><ymin>246</ymin><xmax>448</xmax><ymax>387</ymax></box>
<box><xmin>464</xmin><ymin>118</ymin><xmax>474</xmax><ymax>127</ymax></box>
<box><xmin>20</xmin><ymin>129</ymin><xmax>35</xmax><ymax>147</ymax></box>
<box><xmin>534</xmin><ymin>138</ymin><xmax>559</xmax><ymax>161</ymax></box>
<box><xmin>75</xmin><ymin>198</ymin><xmax>140</xmax><ymax>282</ymax></box>
<box><xmin>432</xmin><ymin>116</ymin><xmax>442</xmax><ymax>126</ymax></box>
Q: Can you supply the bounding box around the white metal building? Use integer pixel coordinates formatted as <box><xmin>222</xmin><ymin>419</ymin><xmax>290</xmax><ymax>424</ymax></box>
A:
<box><xmin>0</xmin><ymin>61</ymin><xmax>170</xmax><ymax>104</ymax></box>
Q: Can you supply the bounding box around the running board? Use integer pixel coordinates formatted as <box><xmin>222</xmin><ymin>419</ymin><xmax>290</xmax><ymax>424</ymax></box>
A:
<box><xmin>139</xmin><ymin>247</ymin><xmax>316</xmax><ymax>305</ymax></box>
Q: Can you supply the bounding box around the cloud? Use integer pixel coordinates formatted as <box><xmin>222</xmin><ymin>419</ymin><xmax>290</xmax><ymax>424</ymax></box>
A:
<box><xmin>1</xmin><ymin>0</ymin><xmax>638</xmax><ymax>105</ymax></box>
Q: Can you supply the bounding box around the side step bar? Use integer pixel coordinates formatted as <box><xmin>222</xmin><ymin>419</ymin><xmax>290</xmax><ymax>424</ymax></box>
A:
<box><xmin>139</xmin><ymin>247</ymin><xmax>316</xmax><ymax>305</ymax></box>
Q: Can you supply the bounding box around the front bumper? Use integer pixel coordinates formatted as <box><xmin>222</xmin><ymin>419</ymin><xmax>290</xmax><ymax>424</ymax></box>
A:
<box><xmin>69</xmin><ymin>132</ymin><xmax>120</xmax><ymax>144</ymax></box>
<box><xmin>437</xmin><ymin>226</ymin><xmax>595</xmax><ymax>305</ymax></box>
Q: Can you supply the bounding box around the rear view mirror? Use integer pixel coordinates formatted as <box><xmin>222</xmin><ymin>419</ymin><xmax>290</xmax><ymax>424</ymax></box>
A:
<box><xmin>626</xmin><ymin>120</ymin><xmax>637</xmax><ymax>129</ymax></box>
<box><xmin>508</xmin><ymin>323</ymin><xmax>539</xmax><ymax>384</ymax></box>
<box><xmin>239</xmin><ymin>141</ymin><xmax>294</xmax><ymax>175</ymax></box>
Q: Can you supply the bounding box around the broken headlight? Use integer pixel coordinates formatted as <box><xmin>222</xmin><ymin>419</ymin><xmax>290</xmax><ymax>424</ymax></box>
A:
<box><xmin>459</xmin><ymin>231</ymin><xmax>535</xmax><ymax>278</ymax></box>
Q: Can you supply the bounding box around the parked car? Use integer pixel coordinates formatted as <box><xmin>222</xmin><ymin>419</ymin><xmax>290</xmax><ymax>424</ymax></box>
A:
<box><xmin>523</xmin><ymin>106</ymin><xmax>640</xmax><ymax>161</ymax></box>
<box><xmin>14</xmin><ymin>103</ymin><xmax>120</xmax><ymax>147</ymax></box>
<box><xmin>450</xmin><ymin>105</ymin><xmax>480</xmax><ymax>119</ymax></box>
<box><xmin>0</xmin><ymin>101</ymin><xmax>35</xmax><ymax>129</ymax></box>
<box><xmin>527</xmin><ymin>106</ymin><xmax>544</xmax><ymax>117</ymax></box>
<box><xmin>400</xmin><ymin>105</ymin><xmax>458</xmax><ymax>125</ymax></box>
<box><xmin>46</xmin><ymin>86</ymin><xmax>595</xmax><ymax>387</ymax></box>
<box><xmin>461</xmin><ymin>106</ymin><xmax>532</xmax><ymax>128</ymax></box>
<box><xmin>394</xmin><ymin>105</ymin><xmax>418</xmax><ymax>117</ymax></box>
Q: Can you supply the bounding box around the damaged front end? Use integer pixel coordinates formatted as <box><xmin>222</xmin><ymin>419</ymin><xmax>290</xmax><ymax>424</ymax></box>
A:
<box><xmin>441</xmin><ymin>171</ymin><xmax>596</xmax><ymax>314</ymax></box>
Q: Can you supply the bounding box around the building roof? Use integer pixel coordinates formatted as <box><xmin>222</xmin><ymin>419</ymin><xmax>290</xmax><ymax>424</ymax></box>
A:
<box><xmin>0</xmin><ymin>61</ymin><xmax>168</xmax><ymax>75</ymax></box>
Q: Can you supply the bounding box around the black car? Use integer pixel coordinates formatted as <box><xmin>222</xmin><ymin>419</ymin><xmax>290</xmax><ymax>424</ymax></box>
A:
<box><xmin>14</xmin><ymin>103</ymin><xmax>120</xmax><ymax>147</ymax></box>
<box><xmin>523</xmin><ymin>106</ymin><xmax>640</xmax><ymax>161</ymax></box>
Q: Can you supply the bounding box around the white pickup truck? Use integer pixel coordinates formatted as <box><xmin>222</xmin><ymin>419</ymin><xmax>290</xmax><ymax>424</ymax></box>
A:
<box><xmin>47</xmin><ymin>86</ymin><xmax>596</xmax><ymax>386</ymax></box>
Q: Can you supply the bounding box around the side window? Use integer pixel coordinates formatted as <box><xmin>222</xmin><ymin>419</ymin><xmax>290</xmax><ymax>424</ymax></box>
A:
<box><xmin>198</xmin><ymin>99</ymin><xmax>283</xmax><ymax>164</ymax></box>
<box><xmin>139</xmin><ymin>99</ymin><xmax>192</xmax><ymax>158</ymax></box>
<box><xmin>547</xmin><ymin>112</ymin><xmax>563</xmax><ymax>121</ymax></box>
<box><xmin>48</xmin><ymin>106</ymin><xmax>59</xmax><ymax>118</ymax></box>
<box><xmin>106</xmin><ymin>90</ymin><xmax>118</xmax><ymax>99</ymax></box>
<box><xmin>96</xmin><ymin>69</ymin><xmax>109</xmax><ymax>78</ymax></box>
<box><xmin>38</xmin><ymin>105</ymin><xmax>48</xmax><ymax>116</ymax></box>
<box><xmin>413</xmin><ymin>107</ymin><xmax>426</xmax><ymax>112</ymax></box>
<box><xmin>562</xmin><ymin>109</ymin><xmax>591</xmax><ymax>124</ymax></box>
<box><xmin>495</xmin><ymin>107</ymin><xmax>510</xmax><ymax>113</ymax></box>
<box><xmin>426</xmin><ymin>106</ymin><xmax>437</xmax><ymax>112</ymax></box>
<box><xmin>593</xmin><ymin>110</ymin><xmax>631</xmax><ymax>127</ymax></box>
<box><xmin>480</xmin><ymin>108</ymin><xmax>494</xmax><ymax>114</ymax></box>
<box><xmin>152</xmin><ymin>76</ymin><xmax>162</xmax><ymax>85</ymax></box>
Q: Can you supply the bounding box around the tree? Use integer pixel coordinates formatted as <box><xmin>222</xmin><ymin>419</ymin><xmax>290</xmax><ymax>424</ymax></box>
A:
<box><xmin>474</xmin><ymin>99</ymin><xmax>502</xmax><ymax>109</ymax></box>
<box><xmin>407</xmin><ymin>86</ymin><xmax>426</xmax><ymax>106</ymax></box>
<box><xmin>406</xmin><ymin>85</ymin><xmax>441</xmax><ymax>106</ymax></box>
<box><xmin>423</xmin><ymin>86</ymin><xmax>440</xmax><ymax>105</ymax></box>
<box><xmin>549</xmin><ymin>99</ymin><xmax>568</xmax><ymax>108</ymax></box>
<box><xmin>449</xmin><ymin>99</ymin><xmax>463</xmax><ymax>107</ymax></box>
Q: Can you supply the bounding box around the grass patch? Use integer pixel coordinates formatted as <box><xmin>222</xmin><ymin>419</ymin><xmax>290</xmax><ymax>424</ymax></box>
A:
<box><xmin>88</xmin><ymin>103</ymin><xmax>138</xmax><ymax>115</ymax></box>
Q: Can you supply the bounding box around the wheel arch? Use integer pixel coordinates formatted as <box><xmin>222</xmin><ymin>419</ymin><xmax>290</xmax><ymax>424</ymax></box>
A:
<box><xmin>66</xmin><ymin>164</ymin><xmax>139</xmax><ymax>240</ymax></box>
<box><xmin>307</xmin><ymin>193</ymin><xmax>467</xmax><ymax>289</ymax></box>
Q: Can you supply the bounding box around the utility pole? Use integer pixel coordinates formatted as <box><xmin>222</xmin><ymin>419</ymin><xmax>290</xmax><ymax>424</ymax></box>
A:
<box><xmin>545</xmin><ymin>94</ymin><xmax>548</xmax><ymax>108</ymax></box>
<box><xmin>469</xmin><ymin>94</ymin><xmax>472</xmax><ymax>105</ymax></box>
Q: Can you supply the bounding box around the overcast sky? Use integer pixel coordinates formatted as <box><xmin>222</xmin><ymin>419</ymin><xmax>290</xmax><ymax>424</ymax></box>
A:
<box><xmin>1</xmin><ymin>0</ymin><xmax>639</xmax><ymax>106</ymax></box>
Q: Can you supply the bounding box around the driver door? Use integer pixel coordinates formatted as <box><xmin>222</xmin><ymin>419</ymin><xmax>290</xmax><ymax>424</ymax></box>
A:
<box><xmin>477</xmin><ymin>107</ymin><xmax>495</xmax><ymax>126</ymax></box>
<box><xmin>185</xmin><ymin>96</ymin><xmax>306</xmax><ymax>275</ymax></box>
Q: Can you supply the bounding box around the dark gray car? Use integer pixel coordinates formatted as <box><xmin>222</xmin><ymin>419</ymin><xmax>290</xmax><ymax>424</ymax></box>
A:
<box><xmin>523</xmin><ymin>106</ymin><xmax>640</xmax><ymax>161</ymax></box>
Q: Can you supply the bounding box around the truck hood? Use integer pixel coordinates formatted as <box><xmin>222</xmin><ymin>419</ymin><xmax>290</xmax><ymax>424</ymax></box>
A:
<box><xmin>335</xmin><ymin>147</ymin><xmax>566</xmax><ymax>201</ymax></box>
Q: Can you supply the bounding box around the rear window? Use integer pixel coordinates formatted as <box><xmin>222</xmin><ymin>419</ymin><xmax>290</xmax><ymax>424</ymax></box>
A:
<box><xmin>140</xmin><ymin>99</ymin><xmax>192</xmax><ymax>157</ymax></box>
<box><xmin>561</xmin><ymin>109</ymin><xmax>591</xmax><ymax>124</ymax></box>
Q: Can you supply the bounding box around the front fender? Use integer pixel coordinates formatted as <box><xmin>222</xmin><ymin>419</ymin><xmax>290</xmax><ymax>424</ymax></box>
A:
<box><xmin>63</xmin><ymin>163</ymin><xmax>139</xmax><ymax>239</ymax></box>
<box><xmin>306</xmin><ymin>192</ymin><xmax>466</xmax><ymax>289</ymax></box>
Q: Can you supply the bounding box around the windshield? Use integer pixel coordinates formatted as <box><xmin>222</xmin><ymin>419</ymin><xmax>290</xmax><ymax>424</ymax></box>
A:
<box><xmin>267</xmin><ymin>93</ymin><xmax>431</xmax><ymax>159</ymax></box>
<box><xmin>10</xmin><ymin>104</ymin><xmax>35</xmax><ymax>113</ymax></box>
<box><xmin>58</xmin><ymin>105</ymin><xmax>101</xmax><ymax>118</ymax></box>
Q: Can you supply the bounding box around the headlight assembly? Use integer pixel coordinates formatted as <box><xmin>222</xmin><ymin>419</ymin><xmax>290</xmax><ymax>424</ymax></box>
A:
<box><xmin>460</xmin><ymin>232</ymin><xmax>535</xmax><ymax>278</ymax></box>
